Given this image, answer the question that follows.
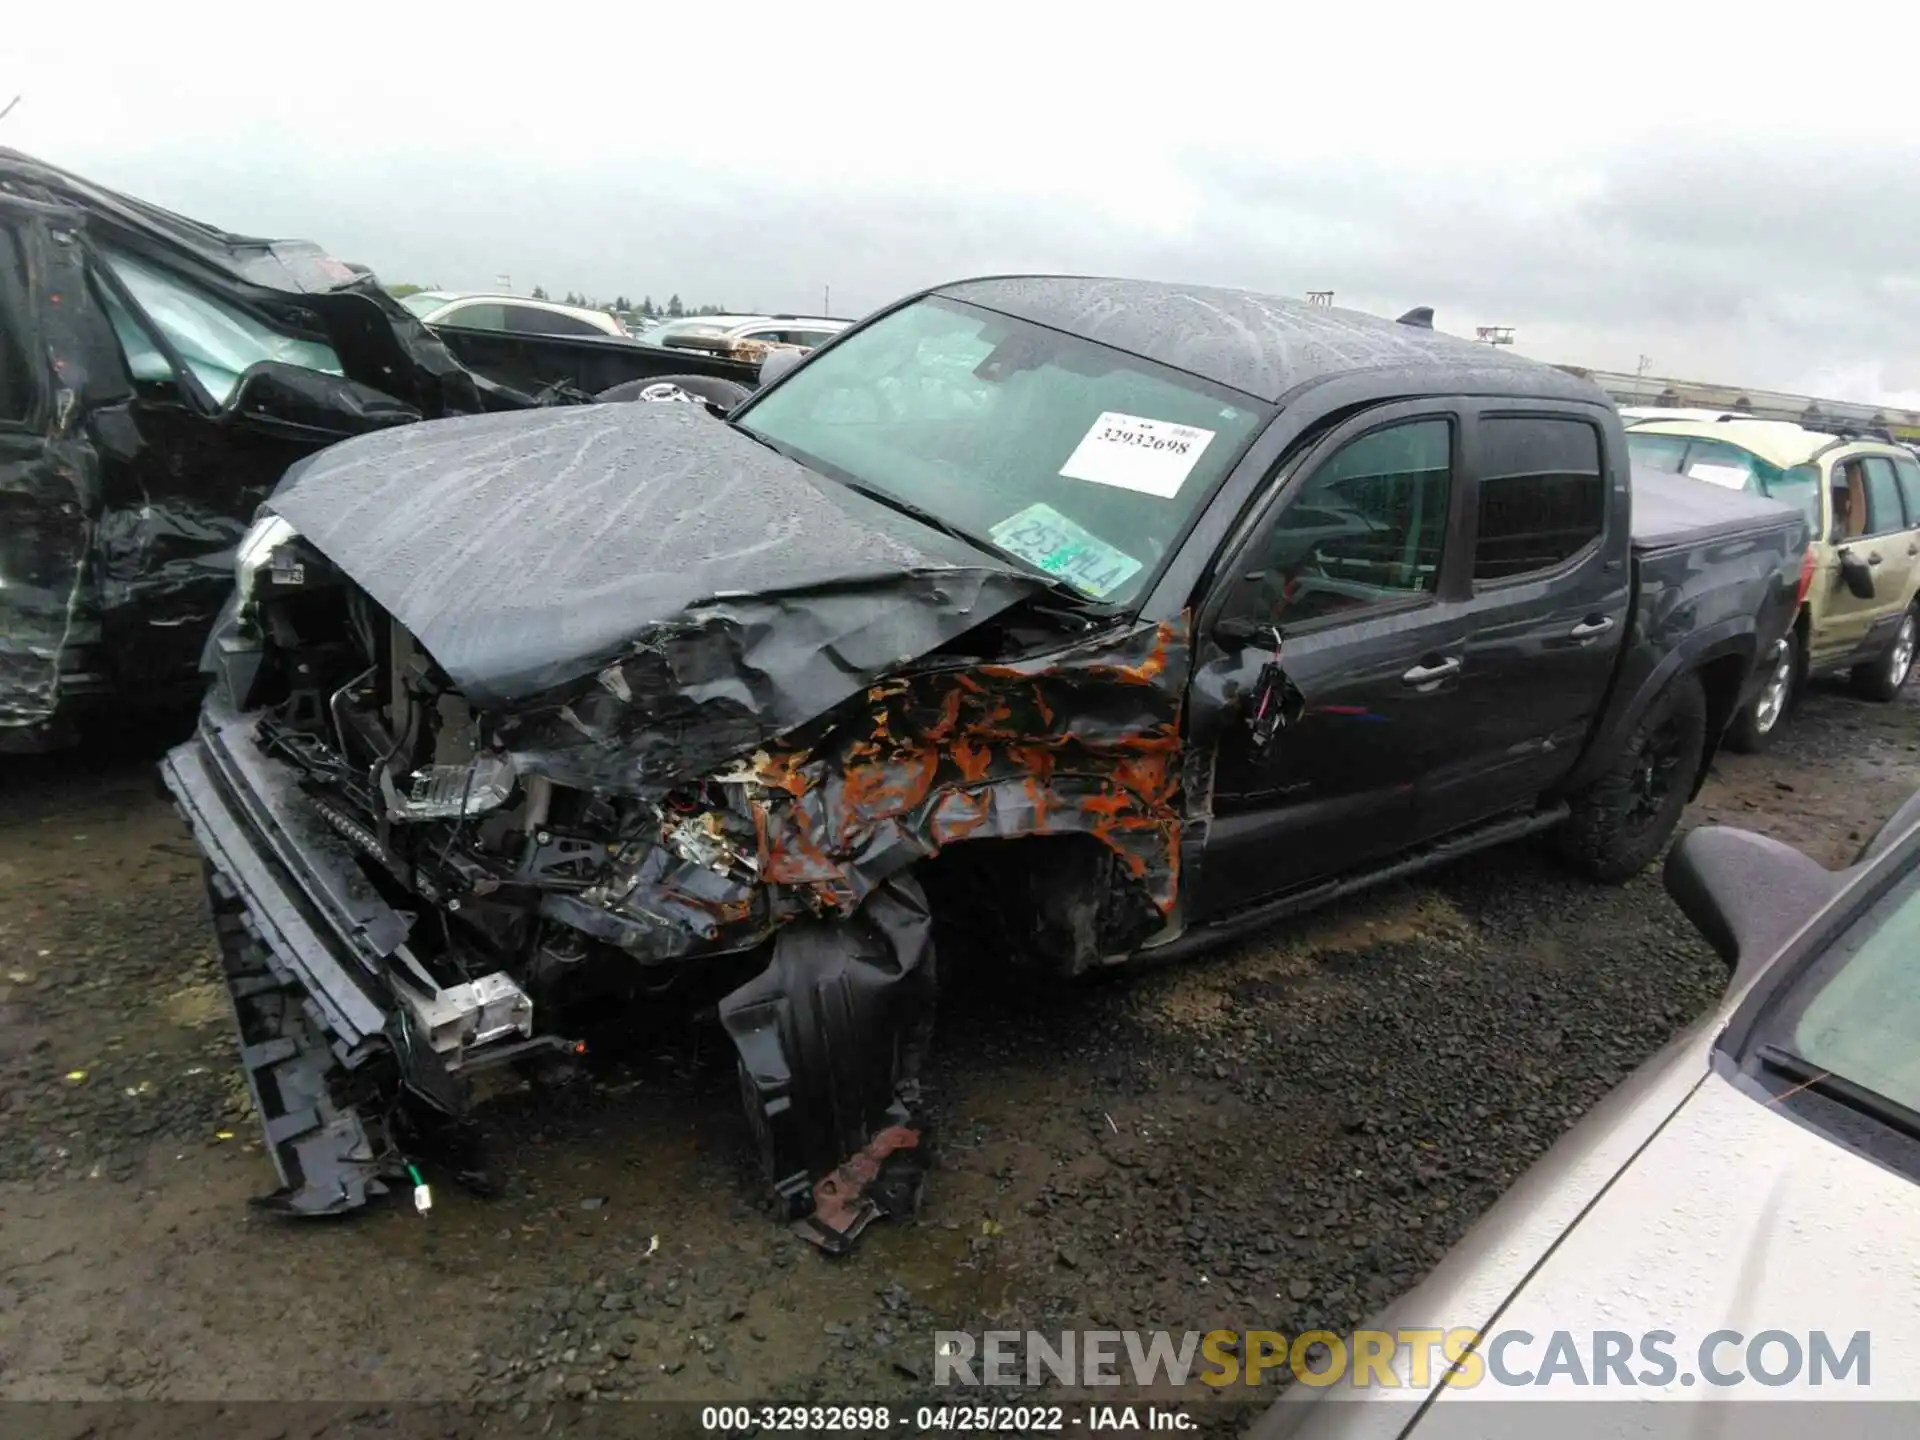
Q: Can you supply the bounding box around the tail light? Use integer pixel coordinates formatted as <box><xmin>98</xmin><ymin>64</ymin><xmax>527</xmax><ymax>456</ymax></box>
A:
<box><xmin>1795</xmin><ymin>547</ymin><xmax>1817</xmax><ymax>608</ymax></box>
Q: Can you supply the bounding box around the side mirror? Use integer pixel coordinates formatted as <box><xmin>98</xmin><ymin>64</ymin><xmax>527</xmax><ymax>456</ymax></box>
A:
<box><xmin>1839</xmin><ymin>548</ymin><xmax>1877</xmax><ymax>600</ymax></box>
<box><xmin>1663</xmin><ymin>826</ymin><xmax>1846</xmax><ymax>980</ymax></box>
<box><xmin>757</xmin><ymin>347</ymin><xmax>807</xmax><ymax>391</ymax></box>
<box><xmin>1212</xmin><ymin>616</ymin><xmax>1305</xmax><ymax>751</ymax></box>
<box><xmin>229</xmin><ymin>361</ymin><xmax>422</xmax><ymax>438</ymax></box>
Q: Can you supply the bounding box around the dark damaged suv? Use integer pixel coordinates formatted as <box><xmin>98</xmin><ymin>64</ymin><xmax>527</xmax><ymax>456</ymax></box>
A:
<box><xmin>161</xmin><ymin>279</ymin><xmax>1808</xmax><ymax>1251</ymax></box>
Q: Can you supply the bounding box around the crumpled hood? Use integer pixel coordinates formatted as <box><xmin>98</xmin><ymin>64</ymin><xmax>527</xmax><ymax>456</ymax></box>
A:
<box><xmin>270</xmin><ymin>402</ymin><xmax>1042</xmax><ymax>710</ymax></box>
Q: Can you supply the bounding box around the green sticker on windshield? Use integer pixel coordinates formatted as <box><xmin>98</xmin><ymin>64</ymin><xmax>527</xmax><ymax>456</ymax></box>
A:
<box><xmin>990</xmin><ymin>503</ymin><xmax>1142</xmax><ymax>599</ymax></box>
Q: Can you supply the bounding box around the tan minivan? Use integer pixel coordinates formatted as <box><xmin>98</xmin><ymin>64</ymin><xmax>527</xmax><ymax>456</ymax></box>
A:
<box><xmin>1626</xmin><ymin>417</ymin><xmax>1920</xmax><ymax>748</ymax></box>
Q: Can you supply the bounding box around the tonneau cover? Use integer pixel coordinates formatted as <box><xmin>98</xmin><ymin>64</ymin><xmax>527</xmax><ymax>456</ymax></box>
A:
<box><xmin>1629</xmin><ymin>463</ymin><xmax>1804</xmax><ymax>551</ymax></box>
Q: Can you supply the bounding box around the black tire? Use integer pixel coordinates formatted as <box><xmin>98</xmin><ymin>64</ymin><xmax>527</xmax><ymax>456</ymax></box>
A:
<box><xmin>1724</xmin><ymin>629</ymin><xmax>1800</xmax><ymax>754</ymax></box>
<box><xmin>1850</xmin><ymin>604</ymin><xmax>1917</xmax><ymax>702</ymax></box>
<box><xmin>593</xmin><ymin>374</ymin><xmax>752</xmax><ymax>408</ymax></box>
<box><xmin>1556</xmin><ymin>672</ymin><xmax>1710</xmax><ymax>884</ymax></box>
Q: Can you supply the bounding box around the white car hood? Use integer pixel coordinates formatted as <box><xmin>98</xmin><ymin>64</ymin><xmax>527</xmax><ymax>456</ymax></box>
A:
<box><xmin>1270</xmin><ymin>1074</ymin><xmax>1917</xmax><ymax>1438</ymax></box>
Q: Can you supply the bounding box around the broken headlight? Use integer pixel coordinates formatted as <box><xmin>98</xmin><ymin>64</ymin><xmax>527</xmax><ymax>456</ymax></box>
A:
<box><xmin>380</xmin><ymin>751</ymin><xmax>517</xmax><ymax>822</ymax></box>
<box><xmin>234</xmin><ymin>512</ymin><xmax>300</xmax><ymax>625</ymax></box>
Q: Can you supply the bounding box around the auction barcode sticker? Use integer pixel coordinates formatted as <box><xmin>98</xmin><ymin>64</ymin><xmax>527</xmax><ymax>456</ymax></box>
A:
<box><xmin>1059</xmin><ymin>411</ymin><xmax>1216</xmax><ymax>499</ymax></box>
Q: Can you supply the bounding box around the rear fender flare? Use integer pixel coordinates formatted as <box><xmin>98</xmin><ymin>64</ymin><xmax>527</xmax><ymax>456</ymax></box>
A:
<box><xmin>1564</xmin><ymin>618</ymin><xmax>1758</xmax><ymax>800</ymax></box>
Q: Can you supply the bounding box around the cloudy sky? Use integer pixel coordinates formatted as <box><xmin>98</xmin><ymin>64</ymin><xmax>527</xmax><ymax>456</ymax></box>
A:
<box><xmin>10</xmin><ymin>2</ymin><xmax>1920</xmax><ymax>405</ymax></box>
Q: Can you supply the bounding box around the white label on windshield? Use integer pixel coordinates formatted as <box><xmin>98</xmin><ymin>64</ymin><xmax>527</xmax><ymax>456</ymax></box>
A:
<box><xmin>1059</xmin><ymin>411</ymin><xmax>1216</xmax><ymax>498</ymax></box>
<box><xmin>1687</xmin><ymin>462</ymin><xmax>1751</xmax><ymax>490</ymax></box>
<box><xmin>990</xmin><ymin>503</ymin><xmax>1142</xmax><ymax>598</ymax></box>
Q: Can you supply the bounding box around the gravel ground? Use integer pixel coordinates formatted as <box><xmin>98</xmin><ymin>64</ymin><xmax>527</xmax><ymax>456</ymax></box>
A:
<box><xmin>1</xmin><ymin>678</ymin><xmax>1915</xmax><ymax>1426</ymax></box>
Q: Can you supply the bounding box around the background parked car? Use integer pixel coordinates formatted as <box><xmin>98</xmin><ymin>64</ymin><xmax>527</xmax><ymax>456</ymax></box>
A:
<box><xmin>1627</xmin><ymin>417</ymin><xmax>1920</xmax><ymax>748</ymax></box>
<box><xmin>1256</xmin><ymin>788</ymin><xmax>1920</xmax><ymax>1434</ymax></box>
<box><xmin>640</xmin><ymin>313</ymin><xmax>849</xmax><ymax>353</ymax></box>
<box><xmin>1619</xmin><ymin>405</ymin><xmax>1755</xmax><ymax>424</ymax></box>
<box><xmin>398</xmin><ymin>290</ymin><xmax>631</xmax><ymax>339</ymax></box>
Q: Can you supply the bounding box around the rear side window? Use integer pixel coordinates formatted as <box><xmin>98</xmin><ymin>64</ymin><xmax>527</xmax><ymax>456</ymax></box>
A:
<box><xmin>1676</xmin><ymin>437</ymin><xmax>1764</xmax><ymax>490</ymax></box>
<box><xmin>439</xmin><ymin>302</ymin><xmax>506</xmax><ymax>331</ymax></box>
<box><xmin>1893</xmin><ymin>456</ymin><xmax>1920</xmax><ymax>527</ymax></box>
<box><xmin>1474</xmin><ymin>417</ymin><xmax>1606</xmax><ymax>582</ymax></box>
<box><xmin>0</xmin><ymin>227</ymin><xmax>35</xmax><ymax>426</ymax></box>
<box><xmin>1625</xmin><ymin>431</ymin><xmax>1691</xmax><ymax>473</ymax></box>
<box><xmin>503</xmin><ymin>305</ymin><xmax>604</xmax><ymax>337</ymax></box>
<box><xmin>1861</xmin><ymin>456</ymin><xmax>1907</xmax><ymax>534</ymax></box>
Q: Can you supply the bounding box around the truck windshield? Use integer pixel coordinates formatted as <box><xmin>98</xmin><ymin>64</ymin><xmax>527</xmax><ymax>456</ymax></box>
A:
<box><xmin>734</xmin><ymin>297</ymin><xmax>1267</xmax><ymax>605</ymax></box>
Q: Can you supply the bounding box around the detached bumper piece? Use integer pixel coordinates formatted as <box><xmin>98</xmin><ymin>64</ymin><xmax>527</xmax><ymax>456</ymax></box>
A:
<box><xmin>720</xmin><ymin>874</ymin><xmax>937</xmax><ymax>1256</ymax></box>
<box><xmin>162</xmin><ymin>716</ymin><xmax>558</xmax><ymax>1217</ymax></box>
<box><xmin>206</xmin><ymin>867</ymin><xmax>393</xmax><ymax>1215</ymax></box>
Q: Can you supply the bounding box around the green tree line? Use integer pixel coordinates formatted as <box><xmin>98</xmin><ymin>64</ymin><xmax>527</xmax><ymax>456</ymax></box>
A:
<box><xmin>384</xmin><ymin>282</ymin><xmax>729</xmax><ymax>323</ymax></box>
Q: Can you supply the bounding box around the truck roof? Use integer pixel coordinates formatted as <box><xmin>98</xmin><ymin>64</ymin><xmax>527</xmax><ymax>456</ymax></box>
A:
<box><xmin>934</xmin><ymin>275</ymin><xmax>1601</xmax><ymax>407</ymax></box>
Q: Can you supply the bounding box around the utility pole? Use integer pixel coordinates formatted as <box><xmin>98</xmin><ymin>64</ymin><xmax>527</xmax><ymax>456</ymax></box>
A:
<box><xmin>1306</xmin><ymin>290</ymin><xmax>1334</xmax><ymax>307</ymax></box>
<box><xmin>496</xmin><ymin>273</ymin><xmax>512</xmax><ymax>294</ymax></box>
<box><xmin>1636</xmin><ymin>354</ymin><xmax>1653</xmax><ymax>378</ymax></box>
<box><xmin>1475</xmin><ymin>326</ymin><xmax>1515</xmax><ymax>347</ymax></box>
<box><xmin>823</xmin><ymin>285</ymin><xmax>831</xmax><ymax>315</ymax></box>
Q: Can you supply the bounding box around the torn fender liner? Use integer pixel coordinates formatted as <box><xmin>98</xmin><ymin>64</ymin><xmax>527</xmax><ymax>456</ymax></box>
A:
<box><xmin>719</xmin><ymin>872</ymin><xmax>935</xmax><ymax>1255</ymax></box>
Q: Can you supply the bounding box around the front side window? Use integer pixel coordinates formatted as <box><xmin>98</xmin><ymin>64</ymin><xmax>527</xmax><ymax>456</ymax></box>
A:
<box><xmin>95</xmin><ymin>246</ymin><xmax>342</xmax><ymax>407</ymax></box>
<box><xmin>1831</xmin><ymin>458</ymin><xmax>1874</xmax><ymax>541</ymax></box>
<box><xmin>1861</xmin><ymin>456</ymin><xmax>1908</xmax><ymax>534</ymax></box>
<box><xmin>735</xmin><ymin>297</ymin><xmax>1267</xmax><ymax>605</ymax></box>
<box><xmin>1230</xmin><ymin>419</ymin><xmax>1452</xmax><ymax>628</ymax></box>
<box><xmin>1473</xmin><ymin>417</ymin><xmax>1605</xmax><ymax>582</ymax></box>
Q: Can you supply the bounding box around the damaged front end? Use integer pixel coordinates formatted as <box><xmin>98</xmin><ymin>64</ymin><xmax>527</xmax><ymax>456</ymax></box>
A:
<box><xmin>162</xmin><ymin>404</ymin><xmax>1191</xmax><ymax>1251</ymax></box>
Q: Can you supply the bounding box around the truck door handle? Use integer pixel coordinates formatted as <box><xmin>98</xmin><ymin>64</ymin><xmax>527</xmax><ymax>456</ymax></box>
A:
<box><xmin>1570</xmin><ymin>616</ymin><xmax>1615</xmax><ymax>639</ymax></box>
<box><xmin>1402</xmin><ymin>656</ymin><xmax>1461</xmax><ymax>686</ymax></box>
<box><xmin>1908</xmin><ymin>543</ymin><xmax>1918</xmax><ymax>557</ymax></box>
<box><xmin>1868</xmin><ymin>551</ymin><xmax>1884</xmax><ymax>566</ymax></box>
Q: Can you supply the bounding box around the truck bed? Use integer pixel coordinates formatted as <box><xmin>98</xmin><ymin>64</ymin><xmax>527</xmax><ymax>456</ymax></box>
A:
<box><xmin>1559</xmin><ymin>462</ymin><xmax>1809</xmax><ymax>801</ymax></box>
<box><xmin>1629</xmin><ymin>462</ymin><xmax>1804</xmax><ymax>551</ymax></box>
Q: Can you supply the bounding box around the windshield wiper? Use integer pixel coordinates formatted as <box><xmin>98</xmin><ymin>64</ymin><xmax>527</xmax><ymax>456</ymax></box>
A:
<box><xmin>831</xmin><ymin>476</ymin><xmax>1002</xmax><ymax>555</ymax></box>
<box><xmin>1756</xmin><ymin>1044</ymin><xmax>1920</xmax><ymax>1144</ymax></box>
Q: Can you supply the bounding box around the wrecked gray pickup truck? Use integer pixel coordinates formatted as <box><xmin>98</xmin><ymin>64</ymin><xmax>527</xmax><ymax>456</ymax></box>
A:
<box><xmin>160</xmin><ymin>278</ymin><xmax>1807</xmax><ymax>1253</ymax></box>
<box><xmin>0</xmin><ymin>149</ymin><xmax>756</xmax><ymax>752</ymax></box>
